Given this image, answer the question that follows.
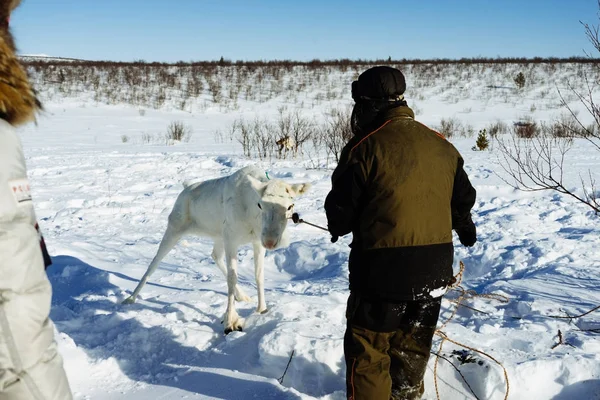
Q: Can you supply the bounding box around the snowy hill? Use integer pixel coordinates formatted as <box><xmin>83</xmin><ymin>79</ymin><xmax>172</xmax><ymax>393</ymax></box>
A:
<box><xmin>16</xmin><ymin>60</ymin><xmax>600</xmax><ymax>399</ymax></box>
<box><xmin>19</xmin><ymin>54</ymin><xmax>86</xmax><ymax>63</ymax></box>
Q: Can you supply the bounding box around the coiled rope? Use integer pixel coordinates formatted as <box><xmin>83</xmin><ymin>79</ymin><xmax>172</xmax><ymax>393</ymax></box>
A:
<box><xmin>433</xmin><ymin>261</ymin><xmax>510</xmax><ymax>400</ymax></box>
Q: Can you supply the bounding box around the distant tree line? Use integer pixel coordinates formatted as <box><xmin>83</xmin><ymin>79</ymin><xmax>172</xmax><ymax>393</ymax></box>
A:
<box><xmin>20</xmin><ymin>56</ymin><xmax>600</xmax><ymax>70</ymax></box>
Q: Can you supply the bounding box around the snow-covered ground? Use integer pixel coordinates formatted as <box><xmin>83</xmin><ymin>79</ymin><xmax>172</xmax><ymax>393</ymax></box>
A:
<box><xmin>17</xmin><ymin>63</ymin><xmax>600</xmax><ymax>399</ymax></box>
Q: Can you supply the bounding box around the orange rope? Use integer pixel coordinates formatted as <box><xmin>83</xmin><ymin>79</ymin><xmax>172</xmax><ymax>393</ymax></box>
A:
<box><xmin>433</xmin><ymin>261</ymin><xmax>510</xmax><ymax>400</ymax></box>
<box><xmin>350</xmin><ymin>120</ymin><xmax>392</xmax><ymax>152</ymax></box>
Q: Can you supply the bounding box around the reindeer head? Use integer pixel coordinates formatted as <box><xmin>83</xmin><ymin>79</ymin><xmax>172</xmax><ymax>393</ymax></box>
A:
<box><xmin>248</xmin><ymin>176</ymin><xmax>310</xmax><ymax>250</ymax></box>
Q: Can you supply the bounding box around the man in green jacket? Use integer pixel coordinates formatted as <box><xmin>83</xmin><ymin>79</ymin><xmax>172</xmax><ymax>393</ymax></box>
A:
<box><xmin>325</xmin><ymin>66</ymin><xmax>477</xmax><ymax>400</ymax></box>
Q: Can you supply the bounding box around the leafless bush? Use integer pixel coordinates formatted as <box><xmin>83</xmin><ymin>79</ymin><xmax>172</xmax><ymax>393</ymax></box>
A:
<box><xmin>321</xmin><ymin>107</ymin><xmax>353</xmax><ymax>163</ymax></box>
<box><xmin>497</xmin><ymin>132</ymin><xmax>598</xmax><ymax>213</ymax></box>
<box><xmin>215</xmin><ymin>119</ymin><xmax>243</xmax><ymax>144</ymax></box>
<box><xmin>166</xmin><ymin>121</ymin><xmax>192</xmax><ymax>142</ymax></box>
<box><xmin>228</xmin><ymin>109</ymin><xmax>318</xmax><ymax>159</ymax></box>
<box><xmin>289</xmin><ymin>111</ymin><xmax>314</xmax><ymax>156</ymax></box>
<box><xmin>513</xmin><ymin>121</ymin><xmax>539</xmax><ymax>139</ymax></box>
<box><xmin>213</xmin><ymin>129</ymin><xmax>225</xmax><ymax>144</ymax></box>
<box><xmin>121</xmin><ymin>135</ymin><xmax>129</xmax><ymax>143</ymax></box>
<box><xmin>141</xmin><ymin>133</ymin><xmax>154</xmax><ymax>144</ymax></box>
<box><xmin>544</xmin><ymin>113</ymin><xmax>590</xmax><ymax>138</ymax></box>
<box><xmin>251</xmin><ymin>117</ymin><xmax>276</xmax><ymax>160</ymax></box>
<box><xmin>460</xmin><ymin>123</ymin><xmax>476</xmax><ymax>138</ymax></box>
<box><xmin>235</xmin><ymin>118</ymin><xmax>252</xmax><ymax>157</ymax></box>
<box><xmin>437</xmin><ymin>117</ymin><xmax>462</xmax><ymax>138</ymax></box>
<box><xmin>495</xmin><ymin>1</ymin><xmax>600</xmax><ymax>214</ymax></box>
<box><xmin>558</xmin><ymin>81</ymin><xmax>600</xmax><ymax>142</ymax></box>
<box><xmin>207</xmin><ymin>76</ymin><xmax>222</xmax><ymax>103</ymax></box>
<box><xmin>435</xmin><ymin>117</ymin><xmax>475</xmax><ymax>138</ymax></box>
<box><xmin>232</xmin><ymin>117</ymin><xmax>277</xmax><ymax>159</ymax></box>
<box><xmin>486</xmin><ymin>120</ymin><xmax>509</xmax><ymax>138</ymax></box>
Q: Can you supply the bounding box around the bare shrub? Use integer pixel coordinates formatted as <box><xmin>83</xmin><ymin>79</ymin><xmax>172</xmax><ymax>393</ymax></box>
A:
<box><xmin>141</xmin><ymin>133</ymin><xmax>154</xmax><ymax>144</ymax></box>
<box><xmin>166</xmin><ymin>121</ymin><xmax>192</xmax><ymax>142</ymax></box>
<box><xmin>513</xmin><ymin>121</ymin><xmax>539</xmax><ymax>139</ymax></box>
<box><xmin>496</xmin><ymin>2</ymin><xmax>600</xmax><ymax>214</ymax></box>
<box><xmin>486</xmin><ymin>120</ymin><xmax>509</xmax><ymax>139</ymax></box>
<box><xmin>289</xmin><ymin>111</ymin><xmax>314</xmax><ymax>156</ymax></box>
<box><xmin>229</xmin><ymin>112</ymin><xmax>316</xmax><ymax>160</ymax></box>
<box><xmin>214</xmin><ymin>129</ymin><xmax>225</xmax><ymax>144</ymax></box>
<box><xmin>235</xmin><ymin>118</ymin><xmax>252</xmax><ymax>157</ymax></box>
<box><xmin>208</xmin><ymin>77</ymin><xmax>222</xmax><ymax>104</ymax></box>
<box><xmin>497</xmin><ymin>133</ymin><xmax>599</xmax><ymax>213</ymax></box>
<box><xmin>321</xmin><ymin>107</ymin><xmax>353</xmax><ymax>163</ymax></box>
<box><xmin>460</xmin><ymin>123</ymin><xmax>476</xmax><ymax>138</ymax></box>
<box><xmin>544</xmin><ymin>113</ymin><xmax>589</xmax><ymax>138</ymax></box>
<box><xmin>437</xmin><ymin>117</ymin><xmax>462</xmax><ymax>138</ymax></box>
<box><xmin>121</xmin><ymin>135</ymin><xmax>129</xmax><ymax>143</ymax></box>
<box><xmin>251</xmin><ymin>118</ymin><xmax>276</xmax><ymax>160</ymax></box>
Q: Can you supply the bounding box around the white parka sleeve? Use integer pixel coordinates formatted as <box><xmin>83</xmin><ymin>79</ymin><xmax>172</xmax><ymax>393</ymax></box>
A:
<box><xmin>0</xmin><ymin>120</ymin><xmax>73</xmax><ymax>400</ymax></box>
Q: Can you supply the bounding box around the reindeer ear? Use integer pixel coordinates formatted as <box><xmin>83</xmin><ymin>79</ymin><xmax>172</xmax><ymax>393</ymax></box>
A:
<box><xmin>289</xmin><ymin>183</ymin><xmax>311</xmax><ymax>197</ymax></box>
<box><xmin>247</xmin><ymin>175</ymin><xmax>266</xmax><ymax>194</ymax></box>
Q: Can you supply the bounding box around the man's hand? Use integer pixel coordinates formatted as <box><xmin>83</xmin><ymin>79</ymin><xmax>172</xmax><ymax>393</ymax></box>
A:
<box><xmin>457</xmin><ymin>225</ymin><xmax>476</xmax><ymax>247</ymax></box>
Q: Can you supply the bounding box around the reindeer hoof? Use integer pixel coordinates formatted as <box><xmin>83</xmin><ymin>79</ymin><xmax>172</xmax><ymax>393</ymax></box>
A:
<box><xmin>260</xmin><ymin>308</ymin><xmax>269</xmax><ymax>315</ymax></box>
<box><xmin>224</xmin><ymin>326</ymin><xmax>243</xmax><ymax>335</ymax></box>
<box><xmin>122</xmin><ymin>296</ymin><xmax>136</xmax><ymax>305</ymax></box>
<box><xmin>223</xmin><ymin>316</ymin><xmax>245</xmax><ymax>334</ymax></box>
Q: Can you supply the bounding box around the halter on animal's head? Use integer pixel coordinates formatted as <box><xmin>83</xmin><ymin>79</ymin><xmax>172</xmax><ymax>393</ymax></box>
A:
<box><xmin>248</xmin><ymin>175</ymin><xmax>311</xmax><ymax>250</ymax></box>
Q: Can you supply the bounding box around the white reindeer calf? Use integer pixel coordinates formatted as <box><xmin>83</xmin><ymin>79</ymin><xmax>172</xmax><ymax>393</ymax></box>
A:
<box><xmin>123</xmin><ymin>165</ymin><xmax>310</xmax><ymax>334</ymax></box>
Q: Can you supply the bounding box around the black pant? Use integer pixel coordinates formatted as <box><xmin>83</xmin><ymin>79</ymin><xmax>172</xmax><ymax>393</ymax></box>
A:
<box><xmin>344</xmin><ymin>293</ymin><xmax>442</xmax><ymax>400</ymax></box>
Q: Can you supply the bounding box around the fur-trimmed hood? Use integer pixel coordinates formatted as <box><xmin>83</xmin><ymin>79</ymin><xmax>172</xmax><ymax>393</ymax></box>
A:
<box><xmin>0</xmin><ymin>0</ymin><xmax>41</xmax><ymax>126</ymax></box>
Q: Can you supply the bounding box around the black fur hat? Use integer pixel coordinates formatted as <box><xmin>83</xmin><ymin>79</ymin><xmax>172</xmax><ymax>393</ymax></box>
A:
<box><xmin>352</xmin><ymin>66</ymin><xmax>406</xmax><ymax>101</ymax></box>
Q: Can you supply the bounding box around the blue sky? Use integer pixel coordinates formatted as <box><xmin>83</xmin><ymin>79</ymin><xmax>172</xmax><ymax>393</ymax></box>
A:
<box><xmin>10</xmin><ymin>0</ymin><xmax>599</xmax><ymax>62</ymax></box>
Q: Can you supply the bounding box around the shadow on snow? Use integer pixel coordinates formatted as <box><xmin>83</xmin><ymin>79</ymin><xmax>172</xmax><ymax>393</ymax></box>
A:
<box><xmin>48</xmin><ymin>255</ymin><xmax>342</xmax><ymax>399</ymax></box>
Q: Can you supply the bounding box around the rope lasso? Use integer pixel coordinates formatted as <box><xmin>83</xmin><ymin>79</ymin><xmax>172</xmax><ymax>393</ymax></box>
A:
<box><xmin>291</xmin><ymin>212</ymin><xmax>329</xmax><ymax>232</ymax></box>
<box><xmin>433</xmin><ymin>261</ymin><xmax>510</xmax><ymax>400</ymax></box>
<box><xmin>291</xmin><ymin>214</ymin><xmax>510</xmax><ymax>399</ymax></box>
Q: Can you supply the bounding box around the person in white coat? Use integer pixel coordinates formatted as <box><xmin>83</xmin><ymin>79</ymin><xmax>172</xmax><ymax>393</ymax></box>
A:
<box><xmin>0</xmin><ymin>1</ymin><xmax>73</xmax><ymax>399</ymax></box>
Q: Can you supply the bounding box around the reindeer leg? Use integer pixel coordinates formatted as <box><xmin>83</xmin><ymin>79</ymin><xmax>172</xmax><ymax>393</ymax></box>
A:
<box><xmin>223</xmin><ymin>241</ymin><xmax>244</xmax><ymax>334</ymax></box>
<box><xmin>123</xmin><ymin>223</ymin><xmax>184</xmax><ymax>304</ymax></box>
<box><xmin>212</xmin><ymin>239</ymin><xmax>251</xmax><ymax>302</ymax></box>
<box><xmin>252</xmin><ymin>241</ymin><xmax>268</xmax><ymax>314</ymax></box>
